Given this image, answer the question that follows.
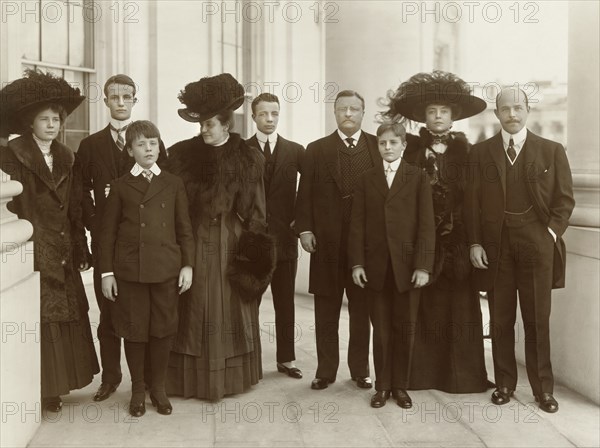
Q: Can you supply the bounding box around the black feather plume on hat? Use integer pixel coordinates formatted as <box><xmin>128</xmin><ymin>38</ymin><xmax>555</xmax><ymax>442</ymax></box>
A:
<box><xmin>177</xmin><ymin>73</ymin><xmax>245</xmax><ymax>123</ymax></box>
<box><xmin>382</xmin><ymin>70</ymin><xmax>486</xmax><ymax>123</ymax></box>
<box><xmin>0</xmin><ymin>69</ymin><xmax>85</xmax><ymax>137</ymax></box>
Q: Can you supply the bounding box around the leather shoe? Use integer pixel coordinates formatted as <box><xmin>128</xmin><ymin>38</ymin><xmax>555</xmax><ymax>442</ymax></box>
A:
<box><xmin>277</xmin><ymin>363</ymin><xmax>303</xmax><ymax>379</ymax></box>
<box><xmin>311</xmin><ymin>378</ymin><xmax>333</xmax><ymax>390</ymax></box>
<box><xmin>42</xmin><ymin>396</ymin><xmax>62</xmax><ymax>413</ymax></box>
<box><xmin>535</xmin><ymin>393</ymin><xmax>559</xmax><ymax>413</ymax></box>
<box><xmin>93</xmin><ymin>383</ymin><xmax>118</xmax><ymax>402</ymax></box>
<box><xmin>491</xmin><ymin>387</ymin><xmax>514</xmax><ymax>405</ymax></box>
<box><xmin>392</xmin><ymin>389</ymin><xmax>413</xmax><ymax>408</ymax></box>
<box><xmin>150</xmin><ymin>393</ymin><xmax>173</xmax><ymax>415</ymax></box>
<box><xmin>370</xmin><ymin>390</ymin><xmax>391</xmax><ymax>408</ymax></box>
<box><xmin>352</xmin><ymin>376</ymin><xmax>373</xmax><ymax>389</ymax></box>
<box><xmin>129</xmin><ymin>401</ymin><xmax>146</xmax><ymax>417</ymax></box>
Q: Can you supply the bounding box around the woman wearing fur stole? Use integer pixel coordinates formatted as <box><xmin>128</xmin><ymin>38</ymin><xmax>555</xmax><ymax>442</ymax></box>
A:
<box><xmin>384</xmin><ymin>71</ymin><xmax>491</xmax><ymax>393</ymax></box>
<box><xmin>0</xmin><ymin>70</ymin><xmax>99</xmax><ymax>411</ymax></box>
<box><xmin>165</xmin><ymin>74</ymin><xmax>273</xmax><ymax>400</ymax></box>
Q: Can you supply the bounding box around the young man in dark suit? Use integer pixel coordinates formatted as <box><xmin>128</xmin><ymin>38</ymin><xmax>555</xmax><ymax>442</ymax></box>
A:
<box><xmin>100</xmin><ymin>121</ymin><xmax>194</xmax><ymax>416</ymax></box>
<box><xmin>349</xmin><ymin>122</ymin><xmax>435</xmax><ymax>408</ymax></box>
<box><xmin>295</xmin><ymin>90</ymin><xmax>378</xmax><ymax>390</ymax></box>
<box><xmin>246</xmin><ymin>93</ymin><xmax>305</xmax><ymax>379</ymax></box>
<box><xmin>465</xmin><ymin>87</ymin><xmax>575</xmax><ymax>413</ymax></box>
<box><xmin>77</xmin><ymin>74</ymin><xmax>139</xmax><ymax>401</ymax></box>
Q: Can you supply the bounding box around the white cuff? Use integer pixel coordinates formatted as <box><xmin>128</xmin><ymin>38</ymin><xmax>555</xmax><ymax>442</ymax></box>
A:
<box><xmin>101</xmin><ymin>272</ymin><xmax>114</xmax><ymax>279</ymax></box>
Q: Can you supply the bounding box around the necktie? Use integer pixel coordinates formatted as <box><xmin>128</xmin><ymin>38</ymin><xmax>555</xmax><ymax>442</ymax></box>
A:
<box><xmin>385</xmin><ymin>164</ymin><xmax>394</xmax><ymax>188</ymax></box>
<box><xmin>507</xmin><ymin>137</ymin><xmax>517</xmax><ymax>163</ymax></box>
<box><xmin>110</xmin><ymin>124</ymin><xmax>128</xmax><ymax>151</ymax></box>
<box><xmin>346</xmin><ymin>137</ymin><xmax>355</xmax><ymax>148</ymax></box>
<box><xmin>142</xmin><ymin>169</ymin><xmax>153</xmax><ymax>183</ymax></box>
<box><xmin>264</xmin><ymin>138</ymin><xmax>271</xmax><ymax>162</ymax></box>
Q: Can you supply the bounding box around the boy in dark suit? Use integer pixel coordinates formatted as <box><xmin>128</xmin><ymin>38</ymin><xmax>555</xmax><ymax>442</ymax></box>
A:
<box><xmin>246</xmin><ymin>93</ymin><xmax>305</xmax><ymax>379</ymax></box>
<box><xmin>77</xmin><ymin>74</ymin><xmax>139</xmax><ymax>401</ymax></box>
<box><xmin>348</xmin><ymin>123</ymin><xmax>435</xmax><ymax>409</ymax></box>
<box><xmin>99</xmin><ymin>121</ymin><xmax>194</xmax><ymax>417</ymax></box>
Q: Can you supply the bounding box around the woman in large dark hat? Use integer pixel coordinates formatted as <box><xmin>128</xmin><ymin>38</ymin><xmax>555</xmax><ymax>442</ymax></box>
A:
<box><xmin>0</xmin><ymin>69</ymin><xmax>99</xmax><ymax>411</ymax></box>
<box><xmin>383</xmin><ymin>70</ymin><xmax>491</xmax><ymax>393</ymax></box>
<box><xmin>165</xmin><ymin>73</ymin><xmax>272</xmax><ymax>400</ymax></box>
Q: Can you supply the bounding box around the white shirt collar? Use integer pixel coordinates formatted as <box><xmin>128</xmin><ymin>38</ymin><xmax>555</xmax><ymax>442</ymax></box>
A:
<box><xmin>109</xmin><ymin>118</ymin><xmax>131</xmax><ymax>132</ymax></box>
<box><xmin>208</xmin><ymin>134</ymin><xmax>230</xmax><ymax>147</ymax></box>
<box><xmin>383</xmin><ymin>157</ymin><xmax>402</xmax><ymax>171</ymax></box>
<box><xmin>130</xmin><ymin>162</ymin><xmax>161</xmax><ymax>177</ymax></box>
<box><xmin>337</xmin><ymin>129</ymin><xmax>362</xmax><ymax>146</ymax></box>
<box><xmin>501</xmin><ymin>127</ymin><xmax>527</xmax><ymax>150</ymax></box>
<box><xmin>256</xmin><ymin>130</ymin><xmax>278</xmax><ymax>146</ymax></box>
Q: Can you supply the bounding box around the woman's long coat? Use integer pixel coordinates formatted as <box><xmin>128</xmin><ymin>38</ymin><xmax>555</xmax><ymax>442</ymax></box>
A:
<box><xmin>0</xmin><ymin>135</ymin><xmax>90</xmax><ymax>323</ymax></box>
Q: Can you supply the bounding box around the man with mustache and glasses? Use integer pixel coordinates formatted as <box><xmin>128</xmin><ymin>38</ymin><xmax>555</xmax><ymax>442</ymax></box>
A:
<box><xmin>296</xmin><ymin>90</ymin><xmax>378</xmax><ymax>391</ymax></box>
<box><xmin>464</xmin><ymin>86</ymin><xmax>575</xmax><ymax>414</ymax></box>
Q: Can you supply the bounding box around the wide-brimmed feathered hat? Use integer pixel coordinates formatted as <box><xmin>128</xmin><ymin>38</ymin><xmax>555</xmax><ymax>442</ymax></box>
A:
<box><xmin>177</xmin><ymin>73</ymin><xmax>245</xmax><ymax>123</ymax></box>
<box><xmin>0</xmin><ymin>69</ymin><xmax>85</xmax><ymax>137</ymax></box>
<box><xmin>385</xmin><ymin>70</ymin><xmax>486</xmax><ymax>123</ymax></box>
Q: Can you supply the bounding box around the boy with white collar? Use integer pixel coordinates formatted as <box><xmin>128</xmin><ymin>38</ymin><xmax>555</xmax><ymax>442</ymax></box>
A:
<box><xmin>99</xmin><ymin>120</ymin><xmax>194</xmax><ymax>417</ymax></box>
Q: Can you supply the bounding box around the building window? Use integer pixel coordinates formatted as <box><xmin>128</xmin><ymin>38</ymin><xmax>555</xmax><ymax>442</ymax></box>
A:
<box><xmin>217</xmin><ymin>0</ymin><xmax>251</xmax><ymax>136</ymax></box>
<box><xmin>21</xmin><ymin>0</ymin><xmax>95</xmax><ymax>150</ymax></box>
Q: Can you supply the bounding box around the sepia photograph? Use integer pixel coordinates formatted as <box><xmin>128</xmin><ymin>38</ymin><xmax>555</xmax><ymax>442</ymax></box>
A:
<box><xmin>0</xmin><ymin>1</ymin><xmax>598</xmax><ymax>447</ymax></box>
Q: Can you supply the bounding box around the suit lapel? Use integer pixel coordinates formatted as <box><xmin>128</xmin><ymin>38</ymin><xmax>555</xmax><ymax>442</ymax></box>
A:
<box><xmin>386</xmin><ymin>160</ymin><xmax>411</xmax><ymax>202</ymax></box>
<box><xmin>370</xmin><ymin>163</ymin><xmax>388</xmax><ymax>198</ymax></box>
<box><xmin>488</xmin><ymin>133</ymin><xmax>506</xmax><ymax>196</ymax></box>
<box><xmin>324</xmin><ymin>132</ymin><xmax>342</xmax><ymax>192</ymax></box>
<box><xmin>142</xmin><ymin>172</ymin><xmax>169</xmax><ymax>203</ymax></box>
<box><xmin>99</xmin><ymin>126</ymin><xmax>120</xmax><ymax>179</ymax></box>
<box><xmin>124</xmin><ymin>173</ymin><xmax>148</xmax><ymax>196</ymax></box>
<box><xmin>522</xmin><ymin>130</ymin><xmax>538</xmax><ymax>175</ymax></box>
<box><xmin>50</xmin><ymin>140</ymin><xmax>74</xmax><ymax>189</ymax></box>
<box><xmin>270</xmin><ymin>137</ymin><xmax>290</xmax><ymax>190</ymax></box>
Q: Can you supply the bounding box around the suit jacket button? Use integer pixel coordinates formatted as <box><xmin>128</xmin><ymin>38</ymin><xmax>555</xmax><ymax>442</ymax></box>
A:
<box><xmin>162</xmin><ymin>222</ymin><xmax>166</xmax><ymax>227</ymax></box>
<box><xmin>141</xmin><ymin>223</ymin><xmax>146</xmax><ymax>228</ymax></box>
<box><xmin>161</xmin><ymin>203</ymin><xmax>166</xmax><ymax>208</ymax></box>
<box><xmin>59</xmin><ymin>204</ymin><xmax>64</xmax><ymax>210</ymax></box>
<box><xmin>61</xmin><ymin>260</ymin><xmax>66</xmax><ymax>266</ymax></box>
<box><xmin>141</xmin><ymin>242</ymin><xmax>145</xmax><ymax>248</ymax></box>
<box><xmin>60</xmin><ymin>231</ymin><xmax>65</xmax><ymax>237</ymax></box>
<box><xmin>140</xmin><ymin>204</ymin><xmax>144</xmax><ymax>209</ymax></box>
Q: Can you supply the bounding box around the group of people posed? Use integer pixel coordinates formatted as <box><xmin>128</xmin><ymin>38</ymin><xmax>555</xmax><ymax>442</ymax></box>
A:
<box><xmin>0</xmin><ymin>69</ymin><xmax>574</xmax><ymax>418</ymax></box>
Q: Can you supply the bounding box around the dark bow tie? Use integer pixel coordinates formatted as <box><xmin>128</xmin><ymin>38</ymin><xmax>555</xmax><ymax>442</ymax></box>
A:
<box><xmin>430</xmin><ymin>133</ymin><xmax>450</xmax><ymax>145</ymax></box>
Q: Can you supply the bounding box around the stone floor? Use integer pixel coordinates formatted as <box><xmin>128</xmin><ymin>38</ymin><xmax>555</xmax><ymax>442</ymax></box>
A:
<box><xmin>28</xmin><ymin>272</ymin><xmax>600</xmax><ymax>447</ymax></box>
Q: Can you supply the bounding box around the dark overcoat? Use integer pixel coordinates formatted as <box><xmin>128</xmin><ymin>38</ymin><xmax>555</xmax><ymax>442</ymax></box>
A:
<box><xmin>1</xmin><ymin>135</ymin><xmax>90</xmax><ymax>323</ymax></box>
<box><xmin>295</xmin><ymin>131</ymin><xmax>379</xmax><ymax>296</ymax></box>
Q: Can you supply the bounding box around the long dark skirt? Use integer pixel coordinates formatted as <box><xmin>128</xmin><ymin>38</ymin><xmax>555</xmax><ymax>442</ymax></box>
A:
<box><xmin>408</xmin><ymin>278</ymin><xmax>488</xmax><ymax>393</ymax></box>
<box><xmin>41</xmin><ymin>316</ymin><xmax>99</xmax><ymax>398</ymax></box>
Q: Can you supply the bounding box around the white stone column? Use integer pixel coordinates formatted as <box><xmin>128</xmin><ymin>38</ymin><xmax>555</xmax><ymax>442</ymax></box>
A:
<box><xmin>0</xmin><ymin>169</ymin><xmax>41</xmax><ymax>447</ymax></box>
<box><xmin>527</xmin><ymin>1</ymin><xmax>600</xmax><ymax>404</ymax></box>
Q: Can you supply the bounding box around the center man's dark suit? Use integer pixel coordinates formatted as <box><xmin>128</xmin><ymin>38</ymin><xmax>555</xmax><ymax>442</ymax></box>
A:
<box><xmin>464</xmin><ymin>130</ymin><xmax>575</xmax><ymax>396</ymax></box>
<box><xmin>348</xmin><ymin>160</ymin><xmax>435</xmax><ymax>391</ymax></box>
<box><xmin>246</xmin><ymin>134</ymin><xmax>305</xmax><ymax>363</ymax></box>
<box><xmin>295</xmin><ymin>131</ymin><xmax>379</xmax><ymax>381</ymax></box>
<box><xmin>77</xmin><ymin>126</ymin><xmax>166</xmax><ymax>384</ymax></box>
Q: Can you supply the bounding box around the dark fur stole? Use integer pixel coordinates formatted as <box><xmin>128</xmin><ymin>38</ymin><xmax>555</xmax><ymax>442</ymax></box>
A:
<box><xmin>165</xmin><ymin>133</ymin><xmax>274</xmax><ymax>298</ymax></box>
<box><xmin>164</xmin><ymin>133</ymin><xmax>265</xmax><ymax>231</ymax></box>
<box><xmin>404</xmin><ymin>127</ymin><xmax>471</xmax><ymax>284</ymax></box>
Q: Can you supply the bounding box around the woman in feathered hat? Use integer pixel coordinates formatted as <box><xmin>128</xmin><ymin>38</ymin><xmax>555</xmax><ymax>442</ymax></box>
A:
<box><xmin>0</xmin><ymin>69</ymin><xmax>99</xmax><ymax>411</ymax></box>
<box><xmin>383</xmin><ymin>70</ymin><xmax>491</xmax><ymax>393</ymax></box>
<box><xmin>164</xmin><ymin>73</ymin><xmax>272</xmax><ymax>400</ymax></box>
